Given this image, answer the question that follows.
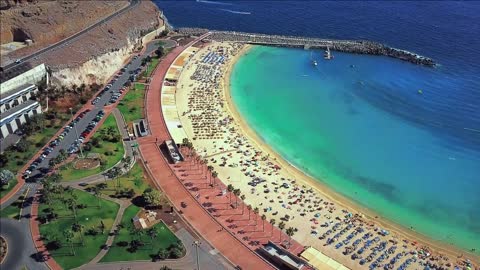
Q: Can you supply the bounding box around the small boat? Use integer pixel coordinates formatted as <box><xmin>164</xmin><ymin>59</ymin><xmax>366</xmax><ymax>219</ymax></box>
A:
<box><xmin>310</xmin><ymin>51</ymin><xmax>318</xmax><ymax>66</ymax></box>
<box><xmin>324</xmin><ymin>46</ymin><xmax>334</xmax><ymax>60</ymax></box>
<box><xmin>418</xmin><ymin>89</ymin><xmax>423</xmax><ymax>94</ymax></box>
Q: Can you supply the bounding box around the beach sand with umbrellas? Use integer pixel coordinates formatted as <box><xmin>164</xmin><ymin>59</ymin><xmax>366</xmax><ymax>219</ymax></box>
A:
<box><xmin>170</xmin><ymin>40</ymin><xmax>477</xmax><ymax>270</ymax></box>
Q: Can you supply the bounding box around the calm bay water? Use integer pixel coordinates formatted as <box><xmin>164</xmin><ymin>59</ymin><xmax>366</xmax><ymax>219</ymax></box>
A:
<box><xmin>154</xmin><ymin>1</ymin><xmax>480</xmax><ymax>252</ymax></box>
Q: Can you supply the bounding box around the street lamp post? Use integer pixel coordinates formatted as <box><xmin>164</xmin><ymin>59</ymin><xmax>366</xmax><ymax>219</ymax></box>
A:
<box><xmin>69</xmin><ymin>108</ymin><xmax>84</xmax><ymax>158</ymax></box>
<box><xmin>193</xmin><ymin>240</ymin><xmax>201</xmax><ymax>270</ymax></box>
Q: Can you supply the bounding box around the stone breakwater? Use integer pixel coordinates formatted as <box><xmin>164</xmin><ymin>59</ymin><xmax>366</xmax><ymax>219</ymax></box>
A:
<box><xmin>177</xmin><ymin>28</ymin><xmax>435</xmax><ymax>66</ymax></box>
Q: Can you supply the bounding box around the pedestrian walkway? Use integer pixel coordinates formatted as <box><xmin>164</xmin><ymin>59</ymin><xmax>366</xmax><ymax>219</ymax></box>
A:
<box><xmin>30</xmin><ymin>189</ymin><xmax>63</xmax><ymax>270</ymax></box>
<box><xmin>86</xmin><ymin>196</ymin><xmax>130</xmax><ymax>264</ymax></box>
<box><xmin>138</xmin><ymin>33</ymin><xmax>275</xmax><ymax>270</ymax></box>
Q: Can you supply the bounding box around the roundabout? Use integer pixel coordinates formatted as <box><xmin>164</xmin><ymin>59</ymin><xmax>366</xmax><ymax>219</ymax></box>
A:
<box><xmin>0</xmin><ymin>218</ymin><xmax>27</xmax><ymax>270</ymax></box>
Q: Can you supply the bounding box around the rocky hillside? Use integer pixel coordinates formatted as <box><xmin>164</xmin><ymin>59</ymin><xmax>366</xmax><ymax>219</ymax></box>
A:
<box><xmin>1</xmin><ymin>0</ymin><xmax>163</xmax><ymax>86</ymax></box>
<box><xmin>0</xmin><ymin>0</ymin><xmax>127</xmax><ymax>46</ymax></box>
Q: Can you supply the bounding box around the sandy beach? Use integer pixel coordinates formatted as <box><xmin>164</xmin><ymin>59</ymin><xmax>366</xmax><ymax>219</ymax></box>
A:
<box><xmin>172</xmin><ymin>41</ymin><xmax>478</xmax><ymax>270</ymax></box>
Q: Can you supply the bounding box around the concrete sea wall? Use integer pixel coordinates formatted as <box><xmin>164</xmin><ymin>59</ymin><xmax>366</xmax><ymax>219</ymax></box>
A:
<box><xmin>177</xmin><ymin>28</ymin><xmax>435</xmax><ymax>66</ymax></box>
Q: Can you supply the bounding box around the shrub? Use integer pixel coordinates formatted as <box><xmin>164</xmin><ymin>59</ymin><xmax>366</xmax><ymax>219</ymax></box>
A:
<box><xmin>117</xmin><ymin>241</ymin><xmax>129</xmax><ymax>247</ymax></box>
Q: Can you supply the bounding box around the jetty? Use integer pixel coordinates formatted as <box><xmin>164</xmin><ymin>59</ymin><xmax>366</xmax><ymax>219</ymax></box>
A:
<box><xmin>177</xmin><ymin>28</ymin><xmax>435</xmax><ymax>66</ymax></box>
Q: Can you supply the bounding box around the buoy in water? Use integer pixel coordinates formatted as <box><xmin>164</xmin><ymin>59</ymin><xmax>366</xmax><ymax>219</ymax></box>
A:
<box><xmin>418</xmin><ymin>89</ymin><xmax>423</xmax><ymax>94</ymax></box>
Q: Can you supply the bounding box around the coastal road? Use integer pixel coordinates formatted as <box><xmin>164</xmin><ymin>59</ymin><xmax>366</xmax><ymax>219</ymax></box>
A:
<box><xmin>0</xmin><ymin>0</ymin><xmax>139</xmax><ymax>71</ymax></box>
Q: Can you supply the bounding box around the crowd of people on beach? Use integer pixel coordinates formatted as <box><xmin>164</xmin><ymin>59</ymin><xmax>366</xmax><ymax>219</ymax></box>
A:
<box><xmin>174</xmin><ymin>41</ymin><xmax>476</xmax><ymax>270</ymax></box>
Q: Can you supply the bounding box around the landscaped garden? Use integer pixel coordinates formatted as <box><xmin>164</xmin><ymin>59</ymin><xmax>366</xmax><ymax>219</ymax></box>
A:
<box><xmin>84</xmin><ymin>162</ymin><xmax>150</xmax><ymax>199</ymax></box>
<box><xmin>117</xmin><ymin>83</ymin><xmax>145</xmax><ymax>125</ymax></box>
<box><xmin>144</xmin><ymin>56</ymin><xmax>160</xmax><ymax>77</ymax></box>
<box><xmin>38</xmin><ymin>186</ymin><xmax>119</xmax><ymax>269</ymax></box>
<box><xmin>0</xmin><ymin>175</ymin><xmax>17</xmax><ymax>199</ymax></box>
<box><xmin>60</xmin><ymin>115</ymin><xmax>125</xmax><ymax>181</ymax></box>
<box><xmin>0</xmin><ymin>112</ymin><xmax>70</xmax><ymax>175</ymax></box>
<box><xmin>100</xmin><ymin>204</ymin><xmax>184</xmax><ymax>262</ymax></box>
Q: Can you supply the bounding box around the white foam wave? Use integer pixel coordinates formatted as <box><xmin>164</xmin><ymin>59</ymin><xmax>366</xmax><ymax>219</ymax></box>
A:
<box><xmin>196</xmin><ymin>0</ymin><xmax>231</xmax><ymax>6</ymax></box>
<box><xmin>219</xmin><ymin>8</ymin><xmax>251</xmax><ymax>15</ymax></box>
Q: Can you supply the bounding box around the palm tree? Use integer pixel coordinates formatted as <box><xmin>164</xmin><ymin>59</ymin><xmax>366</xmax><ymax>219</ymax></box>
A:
<box><xmin>64</xmin><ymin>230</ymin><xmax>75</xmax><ymax>256</ymax></box>
<box><xmin>66</xmin><ymin>198</ymin><xmax>78</xmax><ymax>220</ymax></box>
<box><xmin>278</xmin><ymin>221</ymin><xmax>285</xmax><ymax>243</ymax></box>
<box><xmin>93</xmin><ymin>187</ymin><xmax>101</xmax><ymax>208</ymax></box>
<box><xmin>202</xmin><ymin>159</ymin><xmax>208</xmax><ymax>176</ymax></box>
<box><xmin>247</xmin><ymin>205</ymin><xmax>252</xmax><ymax>220</ymax></box>
<box><xmin>207</xmin><ymin>165</ymin><xmax>214</xmax><ymax>186</ymax></box>
<box><xmin>253</xmin><ymin>207</ymin><xmax>259</xmax><ymax>226</ymax></box>
<box><xmin>233</xmin><ymin>189</ymin><xmax>241</xmax><ymax>208</ymax></box>
<box><xmin>286</xmin><ymin>227</ymin><xmax>295</xmax><ymax>247</ymax></box>
<box><xmin>72</xmin><ymin>223</ymin><xmax>85</xmax><ymax>246</ymax></box>
<box><xmin>227</xmin><ymin>184</ymin><xmax>234</xmax><ymax>204</ymax></box>
<box><xmin>270</xmin><ymin>219</ymin><xmax>276</xmax><ymax>236</ymax></box>
<box><xmin>147</xmin><ymin>228</ymin><xmax>158</xmax><ymax>249</ymax></box>
<box><xmin>240</xmin><ymin>194</ymin><xmax>246</xmax><ymax>214</ymax></box>
<box><xmin>261</xmin><ymin>214</ymin><xmax>267</xmax><ymax>231</ymax></box>
<box><xmin>211</xmin><ymin>171</ymin><xmax>218</xmax><ymax>187</ymax></box>
<box><xmin>122</xmin><ymin>156</ymin><xmax>132</xmax><ymax>176</ymax></box>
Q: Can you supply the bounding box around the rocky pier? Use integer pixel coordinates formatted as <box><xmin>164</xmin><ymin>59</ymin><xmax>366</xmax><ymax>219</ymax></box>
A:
<box><xmin>177</xmin><ymin>28</ymin><xmax>435</xmax><ymax>67</ymax></box>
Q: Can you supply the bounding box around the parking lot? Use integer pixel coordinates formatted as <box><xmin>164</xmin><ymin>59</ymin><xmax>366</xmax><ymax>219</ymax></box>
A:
<box><xmin>24</xmin><ymin>42</ymin><xmax>160</xmax><ymax>181</ymax></box>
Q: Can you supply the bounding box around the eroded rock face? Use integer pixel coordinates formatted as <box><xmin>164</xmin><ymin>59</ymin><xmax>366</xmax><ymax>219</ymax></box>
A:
<box><xmin>0</xmin><ymin>0</ymin><xmax>127</xmax><ymax>45</ymax></box>
<box><xmin>1</xmin><ymin>0</ymin><xmax>163</xmax><ymax>87</ymax></box>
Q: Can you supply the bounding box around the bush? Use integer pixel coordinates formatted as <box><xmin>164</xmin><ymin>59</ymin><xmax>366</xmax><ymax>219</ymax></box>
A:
<box><xmin>86</xmin><ymin>228</ymin><xmax>99</xmax><ymax>236</ymax></box>
<box><xmin>91</xmin><ymin>137</ymin><xmax>100</xmax><ymax>147</ymax></box>
<box><xmin>169</xmin><ymin>247</ymin><xmax>183</xmax><ymax>259</ymax></box>
<box><xmin>83</xmin><ymin>143</ymin><xmax>92</xmax><ymax>151</ymax></box>
<box><xmin>46</xmin><ymin>240</ymin><xmax>62</xmax><ymax>250</ymax></box>
<box><xmin>117</xmin><ymin>241</ymin><xmax>129</xmax><ymax>247</ymax></box>
<box><xmin>0</xmin><ymin>154</ymin><xmax>8</xmax><ymax>167</ymax></box>
<box><xmin>16</xmin><ymin>139</ymin><xmax>29</xmax><ymax>152</ymax></box>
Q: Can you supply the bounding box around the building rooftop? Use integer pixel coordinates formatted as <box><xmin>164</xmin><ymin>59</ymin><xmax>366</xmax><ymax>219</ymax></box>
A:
<box><xmin>260</xmin><ymin>242</ymin><xmax>306</xmax><ymax>270</ymax></box>
<box><xmin>0</xmin><ymin>100</ymin><xmax>39</xmax><ymax>126</ymax></box>
<box><xmin>0</xmin><ymin>83</ymin><xmax>37</xmax><ymax>106</ymax></box>
<box><xmin>0</xmin><ymin>62</ymin><xmax>34</xmax><ymax>83</ymax></box>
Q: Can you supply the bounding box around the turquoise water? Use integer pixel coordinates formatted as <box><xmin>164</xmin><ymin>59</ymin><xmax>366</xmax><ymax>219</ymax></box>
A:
<box><xmin>230</xmin><ymin>46</ymin><xmax>480</xmax><ymax>253</ymax></box>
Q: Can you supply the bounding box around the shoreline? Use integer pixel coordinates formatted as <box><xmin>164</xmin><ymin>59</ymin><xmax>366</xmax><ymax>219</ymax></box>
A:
<box><xmin>221</xmin><ymin>44</ymin><xmax>477</xmax><ymax>262</ymax></box>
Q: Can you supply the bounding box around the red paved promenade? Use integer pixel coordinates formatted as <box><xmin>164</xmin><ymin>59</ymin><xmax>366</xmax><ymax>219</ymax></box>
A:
<box><xmin>30</xmin><ymin>190</ymin><xmax>63</xmax><ymax>270</ymax></box>
<box><xmin>138</xmin><ymin>44</ymin><xmax>276</xmax><ymax>269</ymax></box>
<box><xmin>138</xmin><ymin>36</ymin><xmax>308</xmax><ymax>270</ymax></box>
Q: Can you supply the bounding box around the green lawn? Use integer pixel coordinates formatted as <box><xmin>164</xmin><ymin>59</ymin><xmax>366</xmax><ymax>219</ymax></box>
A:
<box><xmin>0</xmin><ymin>189</ymin><xmax>25</xmax><ymax>219</ymax></box>
<box><xmin>0</xmin><ymin>177</ymin><xmax>18</xmax><ymax>199</ymax></box>
<box><xmin>117</xmin><ymin>83</ymin><xmax>145</xmax><ymax>125</ymax></box>
<box><xmin>101</xmin><ymin>204</ymin><xmax>182</xmax><ymax>262</ymax></box>
<box><xmin>87</xmin><ymin>162</ymin><xmax>150</xmax><ymax>198</ymax></box>
<box><xmin>145</xmin><ymin>57</ymin><xmax>160</xmax><ymax>77</ymax></box>
<box><xmin>60</xmin><ymin>115</ymin><xmax>124</xmax><ymax>182</ymax></box>
<box><xmin>0</xmin><ymin>114</ymin><xmax>69</xmax><ymax>175</ymax></box>
<box><xmin>39</xmin><ymin>189</ymin><xmax>119</xmax><ymax>269</ymax></box>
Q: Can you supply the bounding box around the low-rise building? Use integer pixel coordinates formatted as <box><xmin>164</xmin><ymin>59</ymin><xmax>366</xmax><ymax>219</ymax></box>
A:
<box><xmin>0</xmin><ymin>63</ymin><xmax>48</xmax><ymax>145</ymax></box>
<box><xmin>0</xmin><ymin>84</ymin><xmax>42</xmax><ymax>139</ymax></box>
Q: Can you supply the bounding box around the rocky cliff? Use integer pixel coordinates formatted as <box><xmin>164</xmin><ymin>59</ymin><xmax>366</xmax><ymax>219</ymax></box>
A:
<box><xmin>1</xmin><ymin>0</ymin><xmax>163</xmax><ymax>86</ymax></box>
<box><xmin>0</xmin><ymin>0</ymin><xmax>127</xmax><ymax>46</ymax></box>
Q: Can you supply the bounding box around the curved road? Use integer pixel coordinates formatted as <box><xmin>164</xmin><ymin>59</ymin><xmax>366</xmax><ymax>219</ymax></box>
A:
<box><xmin>0</xmin><ymin>219</ymin><xmax>26</xmax><ymax>270</ymax></box>
<box><xmin>0</xmin><ymin>217</ymin><xmax>49</xmax><ymax>270</ymax></box>
<box><xmin>1</xmin><ymin>0</ymin><xmax>139</xmax><ymax>71</ymax></box>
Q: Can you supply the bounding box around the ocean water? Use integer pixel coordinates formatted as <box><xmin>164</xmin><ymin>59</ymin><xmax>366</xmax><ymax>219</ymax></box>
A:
<box><xmin>154</xmin><ymin>1</ymin><xmax>480</xmax><ymax>252</ymax></box>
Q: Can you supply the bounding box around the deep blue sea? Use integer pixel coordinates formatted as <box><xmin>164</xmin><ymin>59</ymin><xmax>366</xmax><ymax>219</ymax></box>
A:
<box><xmin>154</xmin><ymin>1</ymin><xmax>480</xmax><ymax>253</ymax></box>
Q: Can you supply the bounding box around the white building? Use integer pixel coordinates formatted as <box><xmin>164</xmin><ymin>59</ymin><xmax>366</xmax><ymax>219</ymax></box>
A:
<box><xmin>0</xmin><ymin>84</ymin><xmax>42</xmax><ymax>139</ymax></box>
<box><xmin>0</xmin><ymin>63</ymin><xmax>48</xmax><ymax>141</ymax></box>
